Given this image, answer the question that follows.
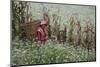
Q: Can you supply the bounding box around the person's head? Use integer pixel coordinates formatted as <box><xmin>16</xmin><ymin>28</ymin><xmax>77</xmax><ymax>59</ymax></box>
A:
<box><xmin>40</xmin><ymin>24</ymin><xmax>47</xmax><ymax>29</ymax></box>
<box><xmin>40</xmin><ymin>20</ymin><xmax>47</xmax><ymax>28</ymax></box>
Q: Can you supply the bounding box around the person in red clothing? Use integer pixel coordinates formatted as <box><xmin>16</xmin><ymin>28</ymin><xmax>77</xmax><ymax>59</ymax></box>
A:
<box><xmin>35</xmin><ymin>20</ymin><xmax>48</xmax><ymax>44</ymax></box>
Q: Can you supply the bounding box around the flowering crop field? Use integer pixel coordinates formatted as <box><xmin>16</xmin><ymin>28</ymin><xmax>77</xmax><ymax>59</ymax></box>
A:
<box><xmin>11</xmin><ymin>37</ymin><xmax>96</xmax><ymax>65</ymax></box>
<box><xmin>11</xmin><ymin>1</ymin><xmax>96</xmax><ymax>66</ymax></box>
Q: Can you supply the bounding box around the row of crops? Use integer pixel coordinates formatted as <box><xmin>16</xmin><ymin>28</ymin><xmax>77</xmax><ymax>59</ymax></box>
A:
<box><xmin>11</xmin><ymin>37</ymin><xmax>96</xmax><ymax>65</ymax></box>
<box><xmin>11</xmin><ymin>1</ymin><xmax>96</xmax><ymax>65</ymax></box>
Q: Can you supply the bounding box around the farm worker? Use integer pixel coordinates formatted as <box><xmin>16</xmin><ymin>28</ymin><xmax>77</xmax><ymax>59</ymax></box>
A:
<box><xmin>35</xmin><ymin>20</ymin><xmax>48</xmax><ymax>44</ymax></box>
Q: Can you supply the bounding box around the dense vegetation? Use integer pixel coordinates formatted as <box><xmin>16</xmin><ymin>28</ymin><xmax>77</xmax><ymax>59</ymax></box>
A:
<box><xmin>11</xmin><ymin>1</ymin><xmax>96</xmax><ymax>65</ymax></box>
<box><xmin>12</xmin><ymin>37</ymin><xmax>95</xmax><ymax>65</ymax></box>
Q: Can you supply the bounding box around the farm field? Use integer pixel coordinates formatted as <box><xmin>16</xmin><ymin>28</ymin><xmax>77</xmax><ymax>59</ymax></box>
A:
<box><xmin>11</xmin><ymin>1</ymin><xmax>96</xmax><ymax>66</ymax></box>
<box><xmin>11</xmin><ymin>37</ymin><xmax>96</xmax><ymax>65</ymax></box>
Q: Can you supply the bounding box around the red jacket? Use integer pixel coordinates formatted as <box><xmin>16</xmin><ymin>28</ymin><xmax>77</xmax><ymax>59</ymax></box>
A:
<box><xmin>36</xmin><ymin>27</ymin><xmax>47</xmax><ymax>43</ymax></box>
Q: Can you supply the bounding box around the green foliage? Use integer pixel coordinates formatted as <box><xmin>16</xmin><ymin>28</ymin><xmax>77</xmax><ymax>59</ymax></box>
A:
<box><xmin>12</xmin><ymin>1</ymin><xmax>27</xmax><ymax>38</ymax></box>
<box><xmin>11</xmin><ymin>1</ymin><xmax>96</xmax><ymax>65</ymax></box>
<box><xmin>11</xmin><ymin>38</ymin><xmax>96</xmax><ymax>65</ymax></box>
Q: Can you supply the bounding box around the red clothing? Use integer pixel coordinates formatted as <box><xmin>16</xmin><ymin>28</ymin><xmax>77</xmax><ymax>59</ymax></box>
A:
<box><xmin>35</xmin><ymin>27</ymin><xmax>47</xmax><ymax>43</ymax></box>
